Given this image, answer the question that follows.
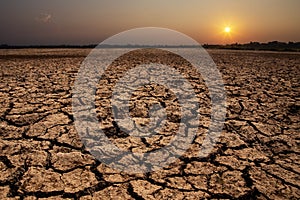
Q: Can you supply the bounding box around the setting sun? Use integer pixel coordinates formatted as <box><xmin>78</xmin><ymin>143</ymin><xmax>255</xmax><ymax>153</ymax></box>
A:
<box><xmin>224</xmin><ymin>26</ymin><xmax>231</xmax><ymax>33</ymax></box>
<box><xmin>219</xmin><ymin>24</ymin><xmax>235</xmax><ymax>44</ymax></box>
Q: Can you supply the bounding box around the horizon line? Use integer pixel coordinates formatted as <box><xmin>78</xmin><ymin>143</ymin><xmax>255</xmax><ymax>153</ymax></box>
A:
<box><xmin>0</xmin><ymin>41</ymin><xmax>299</xmax><ymax>53</ymax></box>
<box><xmin>1</xmin><ymin>40</ymin><xmax>300</xmax><ymax>48</ymax></box>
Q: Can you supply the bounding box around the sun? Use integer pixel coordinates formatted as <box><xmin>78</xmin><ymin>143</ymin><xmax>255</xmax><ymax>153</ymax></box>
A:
<box><xmin>219</xmin><ymin>23</ymin><xmax>236</xmax><ymax>43</ymax></box>
<box><xmin>224</xmin><ymin>26</ymin><xmax>231</xmax><ymax>33</ymax></box>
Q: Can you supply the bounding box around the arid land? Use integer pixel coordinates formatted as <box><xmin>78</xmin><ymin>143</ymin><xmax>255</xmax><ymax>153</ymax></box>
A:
<box><xmin>0</xmin><ymin>49</ymin><xmax>299</xmax><ymax>199</ymax></box>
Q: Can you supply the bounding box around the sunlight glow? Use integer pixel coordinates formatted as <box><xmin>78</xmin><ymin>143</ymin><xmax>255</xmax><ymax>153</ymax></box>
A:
<box><xmin>224</xmin><ymin>26</ymin><xmax>231</xmax><ymax>33</ymax></box>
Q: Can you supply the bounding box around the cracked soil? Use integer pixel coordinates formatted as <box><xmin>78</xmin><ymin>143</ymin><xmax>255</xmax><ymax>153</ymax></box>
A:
<box><xmin>0</xmin><ymin>48</ymin><xmax>299</xmax><ymax>199</ymax></box>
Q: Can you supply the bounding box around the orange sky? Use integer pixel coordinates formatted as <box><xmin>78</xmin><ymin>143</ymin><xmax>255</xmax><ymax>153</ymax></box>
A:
<box><xmin>0</xmin><ymin>0</ymin><xmax>299</xmax><ymax>45</ymax></box>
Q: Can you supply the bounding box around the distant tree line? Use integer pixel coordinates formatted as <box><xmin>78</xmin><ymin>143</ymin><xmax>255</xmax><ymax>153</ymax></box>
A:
<box><xmin>203</xmin><ymin>41</ymin><xmax>300</xmax><ymax>52</ymax></box>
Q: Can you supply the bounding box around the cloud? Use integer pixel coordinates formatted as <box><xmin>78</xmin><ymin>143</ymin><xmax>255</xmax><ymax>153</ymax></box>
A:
<box><xmin>36</xmin><ymin>13</ymin><xmax>52</xmax><ymax>23</ymax></box>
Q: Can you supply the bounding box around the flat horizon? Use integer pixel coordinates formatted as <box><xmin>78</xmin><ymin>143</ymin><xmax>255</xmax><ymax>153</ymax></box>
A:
<box><xmin>1</xmin><ymin>41</ymin><xmax>300</xmax><ymax>46</ymax></box>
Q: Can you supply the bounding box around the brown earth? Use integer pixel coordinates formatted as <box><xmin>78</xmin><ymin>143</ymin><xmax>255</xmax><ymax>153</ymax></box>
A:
<box><xmin>0</xmin><ymin>48</ymin><xmax>299</xmax><ymax>199</ymax></box>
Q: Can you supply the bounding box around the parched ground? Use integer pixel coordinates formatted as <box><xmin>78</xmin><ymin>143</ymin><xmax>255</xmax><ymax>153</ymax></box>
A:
<box><xmin>0</xmin><ymin>48</ymin><xmax>299</xmax><ymax>199</ymax></box>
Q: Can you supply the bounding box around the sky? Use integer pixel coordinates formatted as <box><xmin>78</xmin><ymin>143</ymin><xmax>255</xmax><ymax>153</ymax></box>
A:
<box><xmin>0</xmin><ymin>0</ymin><xmax>299</xmax><ymax>45</ymax></box>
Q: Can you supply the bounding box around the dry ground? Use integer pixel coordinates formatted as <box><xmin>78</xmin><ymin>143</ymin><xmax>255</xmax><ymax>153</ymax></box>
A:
<box><xmin>0</xmin><ymin>48</ymin><xmax>299</xmax><ymax>199</ymax></box>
